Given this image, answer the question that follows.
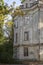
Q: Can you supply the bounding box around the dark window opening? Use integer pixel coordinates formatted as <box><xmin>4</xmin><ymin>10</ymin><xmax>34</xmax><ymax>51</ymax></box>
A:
<box><xmin>20</xmin><ymin>5</ymin><xmax>24</xmax><ymax>9</ymax></box>
<box><xmin>26</xmin><ymin>3</ymin><xmax>28</xmax><ymax>8</ymax></box>
<box><xmin>16</xmin><ymin>33</ymin><xmax>18</xmax><ymax>43</ymax></box>
<box><xmin>24</xmin><ymin>47</ymin><xmax>28</xmax><ymax>56</ymax></box>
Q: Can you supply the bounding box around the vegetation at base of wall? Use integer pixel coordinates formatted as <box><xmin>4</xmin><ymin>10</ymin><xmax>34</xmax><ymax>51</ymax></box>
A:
<box><xmin>0</xmin><ymin>39</ymin><xmax>22</xmax><ymax>64</ymax></box>
<box><xmin>0</xmin><ymin>59</ymin><xmax>22</xmax><ymax>64</ymax></box>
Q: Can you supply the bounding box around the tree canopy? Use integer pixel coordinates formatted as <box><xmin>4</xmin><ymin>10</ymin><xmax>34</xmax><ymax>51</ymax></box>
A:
<box><xmin>0</xmin><ymin>0</ymin><xmax>25</xmax><ymax>63</ymax></box>
<box><xmin>0</xmin><ymin>0</ymin><xmax>14</xmax><ymax>63</ymax></box>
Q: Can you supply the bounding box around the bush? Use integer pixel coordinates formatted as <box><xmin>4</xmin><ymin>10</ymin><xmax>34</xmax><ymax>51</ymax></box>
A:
<box><xmin>0</xmin><ymin>58</ymin><xmax>22</xmax><ymax>64</ymax></box>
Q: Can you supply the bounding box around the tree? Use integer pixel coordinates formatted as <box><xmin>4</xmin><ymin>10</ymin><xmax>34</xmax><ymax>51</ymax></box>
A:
<box><xmin>0</xmin><ymin>0</ymin><xmax>14</xmax><ymax>44</ymax></box>
<box><xmin>21</xmin><ymin>0</ymin><xmax>25</xmax><ymax>3</ymax></box>
<box><xmin>0</xmin><ymin>0</ymin><xmax>5</xmax><ymax>44</ymax></box>
<box><xmin>0</xmin><ymin>0</ymin><xmax>25</xmax><ymax>63</ymax></box>
<box><xmin>0</xmin><ymin>0</ymin><xmax>13</xmax><ymax>63</ymax></box>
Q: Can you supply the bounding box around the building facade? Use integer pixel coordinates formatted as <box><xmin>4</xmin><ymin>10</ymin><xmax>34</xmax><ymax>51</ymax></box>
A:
<box><xmin>13</xmin><ymin>0</ymin><xmax>43</xmax><ymax>61</ymax></box>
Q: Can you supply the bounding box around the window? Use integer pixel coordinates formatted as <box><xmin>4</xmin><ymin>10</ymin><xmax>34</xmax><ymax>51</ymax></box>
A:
<box><xmin>24</xmin><ymin>47</ymin><xmax>28</xmax><ymax>56</ymax></box>
<box><xmin>26</xmin><ymin>3</ymin><xmax>28</xmax><ymax>8</ymax></box>
<box><xmin>15</xmin><ymin>20</ymin><xmax>18</xmax><ymax>28</ymax></box>
<box><xmin>38</xmin><ymin>29</ymin><xmax>40</xmax><ymax>34</ymax></box>
<box><xmin>24</xmin><ymin>32</ymin><xmax>29</xmax><ymax>41</ymax></box>
<box><xmin>20</xmin><ymin>5</ymin><xmax>24</xmax><ymax>9</ymax></box>
<box><xmin>13</xmin><ymin>48</ymin><xmax>17</xmax><ymax>58</ymax></box>
<box><xmin>15</xmin><ymin>33</ymin><xmax>18</xmax><ymax>43</ymax></box>
<box><xmin>25</xmin><ymin>16</ymin><xmax>29</xmax><ymax>24</ymax></box>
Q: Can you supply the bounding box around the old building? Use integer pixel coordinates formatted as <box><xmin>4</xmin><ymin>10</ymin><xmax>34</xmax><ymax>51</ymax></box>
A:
<box><xmin>13</xmin><ymin>0</ymin><xmax>43</xmax><ymax>61</ymax></box>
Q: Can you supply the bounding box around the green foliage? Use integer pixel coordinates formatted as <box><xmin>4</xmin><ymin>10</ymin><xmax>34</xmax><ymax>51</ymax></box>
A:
<box><xmin>0</xmin><ymin>0</ymin><xmax>4</xmax><ymax>5</ymax></box>
<box><xmin>21</xmin><ymin>0</ymin><xmax>25</xmax><ymax>3</ymax></box>
<box><xmin>0</xmin><ymin>0</ymin><xmax>13</xmax><ymax>63</ymax></box>
<box><xmin>0</xmin><ymin>0</ymin><xmax>25</xmax><ymax>64</ymax></box>
<box><xmin>0</xmin><ymin>39</ymin><xmax>13</xmax><ymax>63</ymax></box>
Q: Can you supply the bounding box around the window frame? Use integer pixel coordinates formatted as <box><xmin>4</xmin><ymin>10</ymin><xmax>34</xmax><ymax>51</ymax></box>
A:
<box><xmin>25</xmin><ymin>16</ymin><xmax>30</xmax><ymax>24</ymax></box>
<box><xmin>24</xmin><ymin>31</ymin><xmax>29</xmax><ymax>41</ymax></box>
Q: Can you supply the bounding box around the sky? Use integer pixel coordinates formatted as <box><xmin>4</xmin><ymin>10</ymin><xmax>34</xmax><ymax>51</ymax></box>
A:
<box><xmin>4</xmin><ymin>0</ymin><xmax>21</xmax><ymax>7</ymax></box>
